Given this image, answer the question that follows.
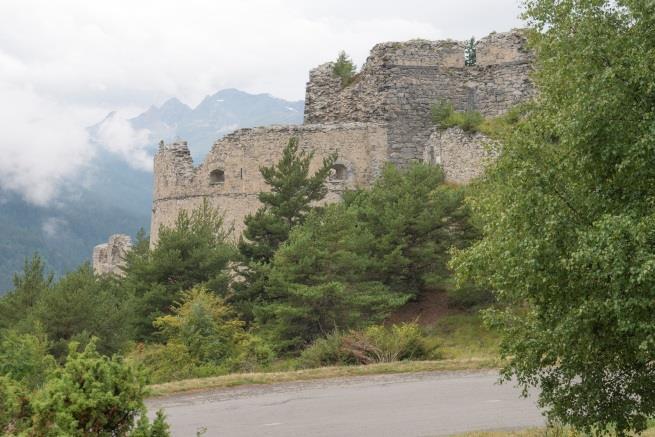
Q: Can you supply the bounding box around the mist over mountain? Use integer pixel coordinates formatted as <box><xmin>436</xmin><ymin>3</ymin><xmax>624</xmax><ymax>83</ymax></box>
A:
<box><xmin>129</xmin><ymin>88</ymin><xmax>304</xmax><ymax>159</ymax></box>
<box><xmin>0</xmin><ymin>89</ymin><xmax>303</xmax><ymax>293</ymax></box>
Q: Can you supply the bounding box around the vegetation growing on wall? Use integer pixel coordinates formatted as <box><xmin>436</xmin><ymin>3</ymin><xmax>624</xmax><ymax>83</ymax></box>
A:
<box><xmin>333</xmin><ymin>50</ymin><xmax>357</xmax><ymax>87</ymax></box>
<box><xmin>431</xmin><ymin>99</ymin><xmax>526</xmax><ymax>138</ymax></box>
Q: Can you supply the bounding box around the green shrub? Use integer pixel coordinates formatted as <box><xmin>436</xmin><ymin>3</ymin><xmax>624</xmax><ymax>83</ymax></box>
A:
<box><xmin>29</xmin><ymin>341</ymin><xmax>169</xmax><ymax>436</ymax></box>
<box><xmin>0</xmin><ymin>376</ymin><xmax>31</xmax><ymax>435</ymax></box>
<box><xmin>233</xmin><ymin>335</ymin><xmax>276</xmax><ymax>372</ymax></box>
<box><xmin>133</xmin><ymin>287</ymin><xmax>276</xmax><ymax>383</ymax></box>
<box><xmin>0</xmin><ymin>330</ymin><xmax>56</xmax><ymax>389</ymax></box>
<box><xmin>431</xmin><ymin>100</ymin><xmax>485</xmax><ymax>133</ymax></box>
<box><xmin>298</xmin><ymin>331</ymin><xmax>355</xmax><ymax>368</ymax></box>
<box><xmin>452</xmin><ymin>110</ymin><xmax>484</xmax><ymax>132</ymax></box>
<box><xmin>431</xmin><ymin>100</ymin><xmax>456</xmax><ymax>127</ymax></box>
<box><xmin>333</xmin><ymin>51</ymin><xmax>357</xmax><ymax>87</ymax></box>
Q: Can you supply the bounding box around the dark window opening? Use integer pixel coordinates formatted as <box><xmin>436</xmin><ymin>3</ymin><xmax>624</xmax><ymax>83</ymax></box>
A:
<box><xmin>331</xmin><ymin>164</ymin><xmax>348</xmax><ymax>181</ymax></box>
<box><xmin>209</xmin><ymin>169</ymin><xmax>225</xmax><ymax>184</ymax></box>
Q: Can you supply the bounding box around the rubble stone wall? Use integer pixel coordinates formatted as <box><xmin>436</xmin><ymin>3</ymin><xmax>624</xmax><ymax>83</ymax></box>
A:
<box><xmin>92</xmin><ymin>234</ymin><xmax>132</xmax><ymax>276</ymax></box>
<box><xmin>150</xmin><ymin>123</ymin><xmax>389</xmax><ymax>244</ymax></box>
<box><xmin>304</xmin><ymin>31</ymin><xmax>533</xmax><ymax>167</ymax></box>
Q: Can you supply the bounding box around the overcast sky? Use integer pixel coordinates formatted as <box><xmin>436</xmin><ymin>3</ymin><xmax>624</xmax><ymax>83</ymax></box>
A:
<box><xmin>0</xmin><ymin>0</ymin><xmax>524</xmax><ymax>204</ymax></box>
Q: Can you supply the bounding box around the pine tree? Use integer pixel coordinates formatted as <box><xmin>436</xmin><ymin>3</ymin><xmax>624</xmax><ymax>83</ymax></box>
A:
<box><xmin>464</xmin><ymin>37</ymin><xmax>476</xmax><ymax>66</ymax></box>
<box><xmin>332</xmin><ymin>51</ymin><xmax>357</xmax><ymax>86</ymax></box>
<box><xmin>234</xmin><ymin>137</ymin><xmax>336</xmax><ymax>321</ymax></box>
<box><xmin>238</xmin><ymin>137</ymin><xmax>336</xmax><ymax>263</ymax></box>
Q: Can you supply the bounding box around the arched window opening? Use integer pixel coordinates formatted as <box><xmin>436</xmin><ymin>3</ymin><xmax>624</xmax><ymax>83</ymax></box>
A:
<box><xmin>331</xmin><ymin>164</ymin><xmax>348</xmax><ymax>181</ymax></box>
<box><xmin>209</xmin><ymin>169</ymin><xmax>225</xmax><ymax>184</ymax></box>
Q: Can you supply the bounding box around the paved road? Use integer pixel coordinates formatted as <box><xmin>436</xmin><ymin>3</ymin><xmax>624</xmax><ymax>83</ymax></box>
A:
<box><xmin>147</xmin><ymin>370</ymin><xmax>544</xmax><ymax>437</ymax></box>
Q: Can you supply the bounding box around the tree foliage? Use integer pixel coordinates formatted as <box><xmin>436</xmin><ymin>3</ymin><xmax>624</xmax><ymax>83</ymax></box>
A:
<box><xmin>0</xmin><ymin>254</ymin><xmax>53</xmax><ymax>331</ymax></box>
<box><xmin>235</xmin><ymin>137</ymin><xmax>336</xmax><ymax>321</ymax></box>
<box><xmin>35</xmin><ymin>264</ymin><xmax>133</xmax><ymax>357</ymax></box>
<box><xmin>464</xmin><ymin>37</ymin><xmax>477</xmax><ymax>66</ymax></box>
<box><xmin>1</xmin><ymin>340</ymin><xmax>169</xmax><ymax>436</ymax></box>
<box><xmin>451</xmin><ymin>1</ymin><xmax>655</xmax><ymax>434</ymax></box>
<box><xmin>332</xmin><ymin>50</ymin><xmax>357</xmax><ymax>86</ymax></box>
<box><xmin>258</xmin><ymin>163</ymin><xmax>474</xmax><ymax>349</ymax></box>
<box><xmin>124</xmin><ymin>200</ymin><xmax>235</xmax><ymax>340</ymax></box>
<box><xmin>238</xmin><ymin>137</ymin><xmax>336</xmax><ymax>264</ymax></box>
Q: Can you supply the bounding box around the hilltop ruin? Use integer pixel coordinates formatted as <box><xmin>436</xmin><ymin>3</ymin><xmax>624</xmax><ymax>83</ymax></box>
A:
<box><xmin>92</xmin><ymin>29</ymin><xmax>534</xmax><ymax>274</ymax></box>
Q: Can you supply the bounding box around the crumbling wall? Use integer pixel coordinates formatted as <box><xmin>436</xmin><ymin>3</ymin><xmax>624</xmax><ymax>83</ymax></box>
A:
<box><xmin>92</xmin><ymin>234</ymin><xmax>132</xmax><ymax>276</ymax></box>
<box><xmin>304</xmin><ymin>30</ymin><xmax>533</xmax><ymax>167</ymax></box>
<box><xmin>423</xmin><ymin>127</ymin><xmax>495</xmax><ymax>184</ymax></box>
<box><xmin>151</xmin><ymin>123</ymin><xmax>389</xmax><ymax>244</ymax></box>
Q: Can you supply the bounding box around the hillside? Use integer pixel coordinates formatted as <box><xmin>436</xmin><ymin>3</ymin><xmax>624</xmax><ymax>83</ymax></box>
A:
<box><xmin>0</xmin><ymin>89</ymin><xmax>303</xmax><ymax>293</ymax></box>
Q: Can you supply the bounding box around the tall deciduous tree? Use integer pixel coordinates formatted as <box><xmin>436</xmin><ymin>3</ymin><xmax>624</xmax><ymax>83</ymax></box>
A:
<box><xmin>452</xmin><ymin>1</ymin><xmax>655</xmax><ymax>434</ymax></box>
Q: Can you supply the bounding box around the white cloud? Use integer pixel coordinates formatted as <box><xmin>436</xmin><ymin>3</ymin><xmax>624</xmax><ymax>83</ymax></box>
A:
<box><xmin>95</xmin><ymin>113</ymin><xmax>152</xmax><ymax>171</ymax></box>
<box><xmin>0</xmin><ymin>83</ymin><xmax>92</xmax><ymax>205</ymax></box>
<box><xmin>0</xmin><ymin>0</ymin><xmax>524</xmax><ymax>204</ymax></box>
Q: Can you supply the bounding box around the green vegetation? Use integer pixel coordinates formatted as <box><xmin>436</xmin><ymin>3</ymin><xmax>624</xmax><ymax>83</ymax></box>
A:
<box><xmin>256</xmin><ymin>163</ymin><xmax>476</xmax><ymax>350</ymax></box>
<box><xmin>452</xmin><ymin>0</ymin><xmax>655</xmax><ymax>434</ymax></box>
<box><xmin>431</xmin><ymin>99</ymin><xmax>484</xmax><ymax>133</ymax></box>
<box><xmin>5</xmin><ymin>2</ymin><xmax>653</xmax><ymax>432</ymax></box>
<box><xmin>0</xmin><ymin>339</ymin><xmax>169</xmax><ymax>436</ymax></box>
<box><xmin>332</xmin><ymin>50</ymin><xmax>357</xmax><ymax>87</ymax></box>
<box><xmin>464</xmin><ymin>37</ymin><xmax>477</xmax><ymax>66</ymax></box>
<box><xmin>235</xmin><ymin>137</ymin><xmax>336</xmax><ymax>321</ymax></box>
<box><xmin>431</xmin><ymin>99</ymin><xmax>526</xmax><ymax>137</ymax></box>
<box><xmin>123</xmin><ymin>201</ymin><xmax>235</xmax><ymax>340</ymax></box>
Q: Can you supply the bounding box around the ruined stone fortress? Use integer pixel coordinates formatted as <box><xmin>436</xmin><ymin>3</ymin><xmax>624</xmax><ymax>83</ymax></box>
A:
<box><xmin>94</xmin><ymin>30</ymin><xmax>534</xmax><ymax>274</ymax></box>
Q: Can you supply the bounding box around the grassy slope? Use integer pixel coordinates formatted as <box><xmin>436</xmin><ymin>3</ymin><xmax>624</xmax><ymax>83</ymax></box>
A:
<box><xmin>149</xmin><ymin>312</ymin><xmax>502</xmax><ymax>396</ymax></box>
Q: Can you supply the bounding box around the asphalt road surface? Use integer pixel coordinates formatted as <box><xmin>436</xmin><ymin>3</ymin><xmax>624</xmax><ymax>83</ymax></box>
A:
<box><xmin>147</xmin><ymin>370</ymin><xmax>544</xmax><ymax>437</ymax></box>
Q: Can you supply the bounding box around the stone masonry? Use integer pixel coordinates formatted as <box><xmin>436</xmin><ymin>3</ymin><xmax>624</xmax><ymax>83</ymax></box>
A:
<box><xmin>92</xmin><ymin>234</ymin><xmax>132</xmax><ymax>276</ymax></box>
<box><xmin>146</xmin><ymin>30</ymin><xmax>534</xmax><ymax>247</ymax></box>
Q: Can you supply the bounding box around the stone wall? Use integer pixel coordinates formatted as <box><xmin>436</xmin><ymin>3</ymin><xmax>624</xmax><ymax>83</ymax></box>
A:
<box><xmin>145</xmin><ymin>29</ymin><xmax>535</xmax><ymax>249</ymax></box>
<box><xmin>151</xmin><ymin>123</ymin><xmax>389</xmax><ymax>244</ymax></box>
<box><xmin>423</xmin><ymin>127</ymin><xmax>495</xmax><ymax>184</ymax></box>
<box><xmin>92</xmin><ymin>234</ymin><xmax>132</xmax><ymax>276</ymax></box>
<box><xmin>304</xmin><ymin>30</ymin><xmax>533</xmax><ymax>167</ymax></box>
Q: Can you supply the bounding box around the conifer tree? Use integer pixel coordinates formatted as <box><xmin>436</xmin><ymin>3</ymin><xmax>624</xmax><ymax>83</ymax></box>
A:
<box><xmin>238</xmin><ymin>137</ymin><xmax>336</xmax><ymax>263</ymax></box>
<box><xmin>234</xmin><ymin>137</ymin><xmax>336</xmax><ymax>320</ymax></box>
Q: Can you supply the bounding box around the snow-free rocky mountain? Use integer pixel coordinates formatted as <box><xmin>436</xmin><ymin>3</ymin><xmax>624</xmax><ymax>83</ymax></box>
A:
<box><xmin>0</xmin><ymin>89</ymin><xmax>303</xmax><ymax>292</ymax></box>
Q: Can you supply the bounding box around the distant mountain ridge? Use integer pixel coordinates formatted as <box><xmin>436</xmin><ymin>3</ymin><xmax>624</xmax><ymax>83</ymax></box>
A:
<box><xmin>129</xmin><ymin>88</ymin><xmax>304</xmax><ymax>159</ymax></box>
<box><xmin>0</xmin><ymin>89</ymin><xmax>304</xmax><ymax>293</ymax></box>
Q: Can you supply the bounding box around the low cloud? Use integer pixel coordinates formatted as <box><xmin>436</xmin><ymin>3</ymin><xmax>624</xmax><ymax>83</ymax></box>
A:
<box><xmin>0</xmin><ymin>83</ymin><xmax>93</xmax><ymax>205</ymax></box>
<box><xmin>0</xmin><ymin>0</ymin><xmax>523</xmax><ymax>205</ymax></box>
<box><xmin>95</xmin><ymin>113</ymin><xmax>152</xmax><ymax>172</ymax></box>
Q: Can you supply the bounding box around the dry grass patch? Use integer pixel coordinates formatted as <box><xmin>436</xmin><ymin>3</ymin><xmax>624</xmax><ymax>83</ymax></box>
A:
<box><xmin>149</xmin><ymin>358</ymin><xmax>499</xmax><ymax>397</ymax></box>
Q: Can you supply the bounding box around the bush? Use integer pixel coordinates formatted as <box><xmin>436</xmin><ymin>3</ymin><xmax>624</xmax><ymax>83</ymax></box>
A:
<box><xmin>299</xmin><ymin>323</ymin><xmax>440</xmax><ymax>368</ymax></box>
<box><xmin>132</xmin><ymin>287</ymin><xmax>276</xmax><ymax>382</ymax></box>
<box><xmin>431</xmin><ymin>99</ymin><xmax>484</xmax><ymax>133</ymax></box>
<box><xmin>431</xmin><ymin>100</ymin><xmax>456</xmax><ymax>127</ymax></box>
<box><xmin>0</xmin><ymin>376</ymin><xmax>31</xmax><ymax>435</ymax></box>
<box><xmin>0</xmin><ymin>330</ymin><xmax>56</xmax><ymax>389</ymax></box>
<box><xmin>28</xmin><ymin>341</ymin><xmax>169</xmax><ymax>436</ymax></box>
<box><xmin>298</xmin><ymin>331</ymin><xmax>354</xmax><ymax>368</ymax></box>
